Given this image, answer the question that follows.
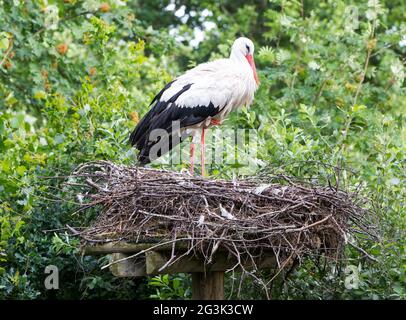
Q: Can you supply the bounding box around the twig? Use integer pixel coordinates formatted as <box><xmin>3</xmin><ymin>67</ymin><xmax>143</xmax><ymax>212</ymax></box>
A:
<box><xmin>58</xmin><ymin>161</ymin><xmax>376</xmax><ymax>297</ymax></box>
<box><xmin>0</xmin><ymin>35</ymin><xmax>13</xmax><ymax>67</ymax></box>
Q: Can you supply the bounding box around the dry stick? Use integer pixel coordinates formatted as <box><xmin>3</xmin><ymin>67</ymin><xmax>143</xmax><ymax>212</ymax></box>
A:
<box><xmin>159</xmin><ymin>238</ymin><xmax>208</xmax><ymax>273</ymax></box>
<box><xmin>157</xmin><ymin>233</ymin><xmax>178</xmax><ymax>272</ymax></box>
<box><xmin>100</xmin><ymin>238</ymin><xmax>190</xmax><ymax>270</ymax></box>
<box><xmin>256</xmin><ymin>202</ymin><xmax>309</xmax><ymax>219</ymax></box>
<box><xmin>65</xmin><ymin>161</ymin><xmax>375</xmax><ymax>294</ymax></box>
<box><xmin>231</xmin><ymin>241</ymin><xmax>271</xmax><ymax>300</ymax></box>
<box><xmin>266</xmin><ymin>248</ymin><xmax>297</xmax><ymax>286</ymax></box>
<box><xmin>286</xmin><ymin>215</ymin><xmax>332</xmax><ymax>233</ymax></box>
<box><xmin>101</xmin><ymin>236</ymin><xmax>230</xmax><ymax>270</ymax></box>
<box><xmin>348</xmin><ymin>242</ymin><xmax>378</xmax><ymax>262</ymax></box>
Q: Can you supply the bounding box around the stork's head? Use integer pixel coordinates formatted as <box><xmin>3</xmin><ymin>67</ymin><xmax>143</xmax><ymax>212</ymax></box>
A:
<box><xmin>230</xmin><ymin>37</ymin><xmax>259</xmax><ymax>85</ymax></box>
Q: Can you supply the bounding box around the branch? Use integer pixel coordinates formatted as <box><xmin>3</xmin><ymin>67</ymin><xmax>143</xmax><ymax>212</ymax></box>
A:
<box><xmin>0</xmin><ymin>35</ymin><xmax>13</xmax><ymax>67</ymax></box>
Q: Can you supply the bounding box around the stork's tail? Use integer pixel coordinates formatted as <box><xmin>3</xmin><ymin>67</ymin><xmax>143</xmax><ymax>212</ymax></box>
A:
<box><xmin>131</xmin><ymin>129</ymin><xmax>188</xmax><ymax>165</ymax></box>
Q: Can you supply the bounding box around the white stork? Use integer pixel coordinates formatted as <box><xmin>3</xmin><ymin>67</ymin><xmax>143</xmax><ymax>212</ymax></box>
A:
<box><xmin>130</xmin><ymin>37</ymin><xmax>259</xmax><ymax>175</ymax></box>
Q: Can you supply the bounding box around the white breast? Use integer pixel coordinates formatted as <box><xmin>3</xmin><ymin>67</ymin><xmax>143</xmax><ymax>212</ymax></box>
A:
<box><xmin>161</xmin><ymin>59</ymin><xmax>257</xmax><ymax>116</ymax></box>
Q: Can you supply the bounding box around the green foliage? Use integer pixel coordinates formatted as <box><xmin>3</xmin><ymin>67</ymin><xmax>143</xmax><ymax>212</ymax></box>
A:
<box><xmin>148</xmin><ymin>274</ymin><xmax>191</xmax><ymax>300</ymax></box>
<box><xmin>0</xmin><ymin>0</ymin><xmax>405</xmax><ymax>299</ymax></box>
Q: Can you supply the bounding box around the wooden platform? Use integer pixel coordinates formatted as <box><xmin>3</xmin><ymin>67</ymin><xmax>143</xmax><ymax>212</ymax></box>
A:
<box><xmin>83</xmin><ymin>242</ymin><xmax>276</xmax><ymax>300</ymax></box>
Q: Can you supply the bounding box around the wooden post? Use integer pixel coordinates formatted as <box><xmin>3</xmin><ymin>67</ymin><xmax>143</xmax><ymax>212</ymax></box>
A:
<box><xmin>83</xmin><ymin>243</ymin><xmax>276</xmax><ymax>300</ymax></box>
<box><xmin>192</xmin><ymin>272</ymin><xmax>224</xmax><ymax>300</ymax></box>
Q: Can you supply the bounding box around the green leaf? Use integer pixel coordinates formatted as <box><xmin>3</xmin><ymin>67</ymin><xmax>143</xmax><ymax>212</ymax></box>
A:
<box><xmin>16</xmin><ymin>166</ymin><xmax>26</xmax><ymax>176</ymax></box>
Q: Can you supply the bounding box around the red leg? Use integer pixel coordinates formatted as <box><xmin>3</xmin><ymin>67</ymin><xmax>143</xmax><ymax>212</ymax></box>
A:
<box><xmin>190</xmin><ymin>141</ymin><xmax>195</xmax><ymax>175</ymax></box>
<box><xmin>201</xmin><ymin>128</ymin><xmax>205</xmax><ymax>177</ymax></box>
<box><xmin>210</xmin><ymin>119</ymin><xmax>221</xmax><ymax>126</ymax></box>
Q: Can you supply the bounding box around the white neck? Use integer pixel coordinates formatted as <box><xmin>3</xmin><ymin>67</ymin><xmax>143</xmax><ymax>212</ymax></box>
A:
<box><xmin>229</xmin><ymin>48</ymin><xmax>246</xmax><ymax>64</ymax></box>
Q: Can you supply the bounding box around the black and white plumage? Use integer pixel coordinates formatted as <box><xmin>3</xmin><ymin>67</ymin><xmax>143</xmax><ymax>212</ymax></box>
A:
<box><xmin>130</xmin><ymin>37</ymin><xmax>259</xmax><ymax>174</ymax></box>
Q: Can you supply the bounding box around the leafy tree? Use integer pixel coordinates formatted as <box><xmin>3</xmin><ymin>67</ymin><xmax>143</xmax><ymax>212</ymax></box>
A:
<box><xmin>0</xmin><ymin>0</ymin><xmax>405</xmax><ymax>299</ymax></box>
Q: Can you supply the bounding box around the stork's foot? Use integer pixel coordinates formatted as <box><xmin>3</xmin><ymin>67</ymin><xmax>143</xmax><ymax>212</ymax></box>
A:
<box><xmin>210</xmin><ymin>119</ymin><xmax>221</xmax><ymax>126</ymax></box>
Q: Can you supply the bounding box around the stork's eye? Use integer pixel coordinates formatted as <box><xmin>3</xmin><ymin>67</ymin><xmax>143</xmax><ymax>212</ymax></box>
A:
<box><xmin>245</xmin><ymin>44</ymin><xmax>250</xmax><ymax>53</ymax></box>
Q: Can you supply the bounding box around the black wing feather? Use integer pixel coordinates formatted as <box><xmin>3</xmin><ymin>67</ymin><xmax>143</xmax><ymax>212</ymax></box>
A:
<box><xmin>129</xmin><ymin>81</ymin><xmax>220</xmax><ymax>164</ymax></box>
<box><xmin>129</xmin><ymin>80</ymin><xmax>175</xmax><ymax>147</ymax></box>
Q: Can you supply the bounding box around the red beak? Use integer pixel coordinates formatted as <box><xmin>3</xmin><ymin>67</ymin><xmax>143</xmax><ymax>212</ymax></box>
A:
<box><xmin>246</xmin><ymin>54</ymin><xmax>259</xmax><ymax>85</ymax></box>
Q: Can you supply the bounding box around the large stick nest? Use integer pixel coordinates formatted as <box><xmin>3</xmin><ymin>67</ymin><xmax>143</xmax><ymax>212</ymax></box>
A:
<box><xmin>66</xmin><ymin>161</ymin><xmax>376</xmax><ymax>283</ymax></box>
